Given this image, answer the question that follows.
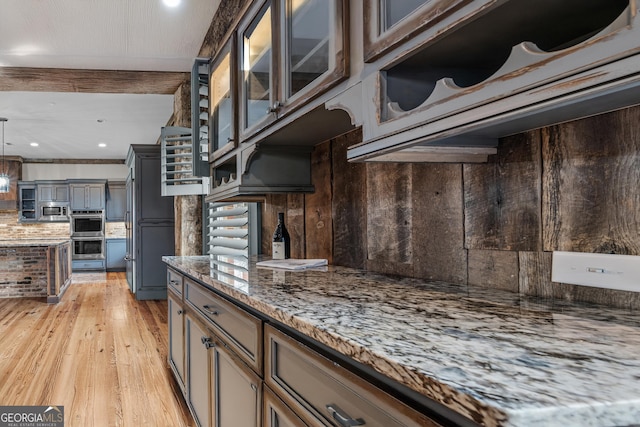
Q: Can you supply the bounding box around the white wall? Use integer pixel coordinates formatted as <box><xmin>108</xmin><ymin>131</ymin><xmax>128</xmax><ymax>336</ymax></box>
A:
<box><xmin>22</xmin><ymin>163</ymin><xmax>128</xmax><ymax>181</ymax></box>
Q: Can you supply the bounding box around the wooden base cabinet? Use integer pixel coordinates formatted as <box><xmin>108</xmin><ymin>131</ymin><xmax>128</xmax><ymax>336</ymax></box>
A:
<box><xmin>214</xmin><ymin>337</ymin><xmax>262</xmax><ymax>427</ymax></box>
<box><xmin>168</xmin><ymin>290</ymin><xmax>185</xmax><ymax>391</ymax></box>
<box><xmin>169</xmin><ymin>268</ymin><xmax>263</xmax><ymax>427</ymax></box>
<box><xmin>186</xmin><ymin>313</ymin><xmax>212</xmax><ymax>427</ymax></box>
<box><xmin>167</xmin><ymin>267</ymin><xmax>444</xmax><ymax>427</ymax></box>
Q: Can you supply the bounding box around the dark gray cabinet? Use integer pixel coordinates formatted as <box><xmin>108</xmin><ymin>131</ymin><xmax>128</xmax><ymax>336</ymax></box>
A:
<box><xmin>106</xmin><ymin>238</ymin><xmax>126</xmax><ymax>271</ymax></box>
<box><xmin>105</xmin><ymin>181</ymin><xmax>126</xmax><ymax>221</ymax></box>
<box><xmin>18</xmin><ymin>182</ymin><xmax>37</xmax><ymax>222</ymax></box>
<box><xmin>69</xmin><ymin>180</ymin><xmax>106</xmax><ymax>210</ymax></box>
<box><xmin>125</xmin><ymin>144</ymin><xmax>174</xmax><ymax>300</ymax></box>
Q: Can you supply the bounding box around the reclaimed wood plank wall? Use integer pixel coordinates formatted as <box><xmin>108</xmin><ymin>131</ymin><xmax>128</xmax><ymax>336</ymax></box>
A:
<box><xmin>262</xmin><ymin>105</ymin><xmax>640</xmax><ymax>309</ymax></box>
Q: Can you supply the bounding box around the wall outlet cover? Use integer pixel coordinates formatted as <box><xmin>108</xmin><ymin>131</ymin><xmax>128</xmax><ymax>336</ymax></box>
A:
<box><xmin>551</xmin><ymin>251</ymin><xmax>640</xmax><ymax>293</ymax></box>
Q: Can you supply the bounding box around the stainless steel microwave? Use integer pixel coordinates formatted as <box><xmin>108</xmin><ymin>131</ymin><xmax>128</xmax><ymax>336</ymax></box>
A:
<box><xmin>39</xmin><ymin>203</ymin><xmax>69</xmax><ymax>221</ymax></box>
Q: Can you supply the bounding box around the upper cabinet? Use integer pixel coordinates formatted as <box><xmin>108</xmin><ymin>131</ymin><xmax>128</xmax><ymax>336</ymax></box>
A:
<box><xmin>363</xmin><ymin>0</ymin><xmax>467</xmax><ymax>62</ymax></box>
<box><xmin>37</xmin><ymin>182</ymin><xmax>69</xmax><ymax>203</ymax></box>
<box><xmin>209</xmin><ymin>36</ymin><xmax>238</xmax><ymax>162</ymax></box>
<box><xmin>238</xmin><ymin>0</ymin><xmax>348</xmax><ymax>142</ymax></box>
<box><xmin>338</xmin><ymin>0</ymin><xmax>640</xmax><ymax>162</ymax></box>
<box><xmin>206</xmin><ymin>0</ymin><xmax>348</xmax><ymax>201</ymax></box>
<box><xmin>69</xmin><ymin>180</ymin><xmax>106</xmax><ymax>211</ymax></box>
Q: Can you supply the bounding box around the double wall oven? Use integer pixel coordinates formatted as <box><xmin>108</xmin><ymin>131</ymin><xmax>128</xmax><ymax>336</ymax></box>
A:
<box><xmin>71</xmin><ymin>210</ymin><xmax>105</xmax><ymax>261</ymax></box>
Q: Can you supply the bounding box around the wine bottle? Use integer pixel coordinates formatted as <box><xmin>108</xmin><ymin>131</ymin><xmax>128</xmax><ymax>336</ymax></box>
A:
<box><xmin>272</xmin><ymin>212</ymin><xmax>290</xmax><ymax>259</ymax></box>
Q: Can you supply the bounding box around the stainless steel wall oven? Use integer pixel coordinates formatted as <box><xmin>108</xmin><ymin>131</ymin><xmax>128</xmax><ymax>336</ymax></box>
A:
<box><xmin>71</xmin><ymin>210</ymin><xmax>105</xmax><ymax>237</ymax></box>
<box><xmin>71</xmin><ymin>210</ymin><xmax>105</xmax><ymax>263</ymax></box>
<box><xmin>72</xmin><ymin>238</ymin><xmax>104</xmax><ymax>260</ymax></box>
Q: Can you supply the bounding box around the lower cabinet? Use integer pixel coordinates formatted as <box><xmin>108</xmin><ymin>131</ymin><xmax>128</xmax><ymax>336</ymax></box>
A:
<box><xmin>214</xmin><ymin>337</ymin><xmax>262</xmax><ymax>427</ymax></box>
<box><xmin>186</xmin><ymin>313</ymin><xmax>212</xmax><ymax>427</ymax></box>
<box><xmin>263</xmin><ymin>386</ymin><xmax>309</xmax><ymax>427</ymax></box>
<box><xmin>168</xmin><ymin>290</ymin><xmax>185</xmax><ymax>391</ymax></box>
<box><xmin>106</xmin><ymin>238</ymin><xmax>126</xmax><ymax>271</ymax></box>
<box><xmin>169</xmin><ymin>267</ymin><xmax>263</xmax><ymax>427</ymax></box>
<box><xmin>167</xmin><ymin>267</ymin><xmax>443</xmax><ymax>427</ymax></box>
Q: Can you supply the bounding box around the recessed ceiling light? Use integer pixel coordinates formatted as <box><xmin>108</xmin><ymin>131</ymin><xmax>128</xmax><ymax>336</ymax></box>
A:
<box><xmin>30</xmin><ymin>142</ymin><xmax>39</xmax><ymax>147</ymax></box>
<box><xmin>98</xmin><ymin>143</ymin><xmax>107</xmax><ymax>148</ymax></box>
<box><xmin>163</xmin><ymin>0</ymin><xmax>181</xmax><ymax>7</ymax></box>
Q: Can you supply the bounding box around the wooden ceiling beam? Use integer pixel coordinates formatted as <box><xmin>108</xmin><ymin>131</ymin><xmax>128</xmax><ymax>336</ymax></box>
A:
<box><xmin>0</xmin><ymin>67</ymin><xmax>188</xmax><ymax>94</ymax></box>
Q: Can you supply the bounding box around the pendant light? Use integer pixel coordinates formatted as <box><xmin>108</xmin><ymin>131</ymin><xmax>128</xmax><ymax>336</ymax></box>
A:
<box><xmin>0</xmin><ymin>118</ymin><xmax>9</xmax><ymax>193</ymax></box>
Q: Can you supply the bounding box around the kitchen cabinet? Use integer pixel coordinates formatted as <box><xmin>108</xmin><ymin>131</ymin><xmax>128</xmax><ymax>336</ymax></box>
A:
<box><xmin>167</xmin><ymin>264</ymin><xmax>442</xmax><ymax>427</ymax></box>
<box><xmin>206</xmin><ymin>0</ymin><xmax>347</xmax><ymax>201</ymax></box>
<box><xmin>18</xmin><ymin>182</ymin><xmax>37</xmax><ymax>222</ymax></box>
<box><xmin>185</xmin><ymin>312</ymin><xmax>262</xmax><ymax>427</ymax></box>
<box><xmin>37</xmin><ymin>181</ymin><xmax>69</xmax><ymax>203</ymax></box>
<box><xmin>208</xmin><ymin>37</ymin><xmax>237</xmax><ymax>163</ymax></box>
<box><xmin>168</xmin><ymin>270</ymin><xmax>185</xmax><ymax>391</ymax></box>
<box><xmin>69</xmin><ymin>180</ymin><xmax>106</xmax><ymax>210</ymax></box>
<box><xmin>105</xmin><ymin>238</ymin><xmax>126</xmax><ymax>271</ymax></box>
<box><xmin>238</xmin><ymin>0</ymin><xmax>347</xmax><ymax>141</ymax></box>
<box><xmin>338</xmin><ymin>0</ymin><xmax>640</xmax><ymax>162</ymax></box>
<box><xmin>263</xmin><ymin>386</ymin><xmax>308</xmax><ymax>427</ymax></box>
<box><xmin>105</xmin><ymin>181</ymin><xmax>126</xmax><ymax>222</ymax></box>
<box><xmin>125</xmin><ymin>145</ymin><xmax>174</xmax><ymax>300</ymax></box>
<box><xmin>186</xmin><ymin>312</ymin><xmax>212</xmax><ymax>427</ymax></box>
<box><xmin>169</xmin><ymin>268</ymin><xmax>263</xmax><ymax>427</ymax></box>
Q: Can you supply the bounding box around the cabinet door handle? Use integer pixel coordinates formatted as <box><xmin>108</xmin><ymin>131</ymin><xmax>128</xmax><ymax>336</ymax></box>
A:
<box><xmin>201</xmin><ymin>336</ymin><xmax>215</xmax><ymax>349</ymax></box>
<box><xmin>202</xmin><ymin>305</ymin><xmax>219</xmax><ymax>316</ymax></box>
<box><xmin>326</xmin><ymin>404</ymin><xmax>365</xmax><ymax>427</ymax></box>
<box><xmin>177</xmin><ymin>309</ymin><xmax>183</xmax><ymax>315</ymax></box>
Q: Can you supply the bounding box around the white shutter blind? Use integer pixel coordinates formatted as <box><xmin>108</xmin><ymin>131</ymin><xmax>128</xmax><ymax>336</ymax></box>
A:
<box><xmin>207</xmin><ymin>202</ymin><xmax>250</xmax><ymax>257</ymax></box>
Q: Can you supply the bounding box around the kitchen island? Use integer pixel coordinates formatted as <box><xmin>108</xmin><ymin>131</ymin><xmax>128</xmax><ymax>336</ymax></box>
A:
<box><xmin>163</xmin><ymin>255</ymin><xmax>640</xmax><ymax>427</ymax></box>
<box><xmin>0</xmin><ymin>239</ymin><xmax>72</xmax><ymax>303</ymax></box>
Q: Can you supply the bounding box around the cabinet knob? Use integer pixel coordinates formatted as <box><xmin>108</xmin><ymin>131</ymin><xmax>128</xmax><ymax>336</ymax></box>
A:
<box><xmin>177</xmin><ymin>309</ymin><xmax>183</xmax><ymax>315</ymax></box>
<box><xmin>326</xmin><ymin>404</ymin><xmax>365</xmax><ymax>427</ymax></box>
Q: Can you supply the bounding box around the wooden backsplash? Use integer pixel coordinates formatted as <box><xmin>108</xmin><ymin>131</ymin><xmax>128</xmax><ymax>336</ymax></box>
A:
<box><xmin>263</xmin><ymin>105</ymin><xmax>640</xmax><ymax>310</ymax></box>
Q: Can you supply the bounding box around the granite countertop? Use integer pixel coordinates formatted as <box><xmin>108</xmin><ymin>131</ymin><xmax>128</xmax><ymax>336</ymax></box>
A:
<box><xmin>163</xmin><ymin>255</ymin><xmax>640</xmax><ymax>427</ymax></box>
<box><xmin>0</xmin><ymin>238</ymin><xmax>71</xmax><ymax>247</ymax></box>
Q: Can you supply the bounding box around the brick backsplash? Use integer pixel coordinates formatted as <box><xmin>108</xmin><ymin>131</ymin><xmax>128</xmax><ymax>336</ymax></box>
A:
<box><xmin>0</xmin><ymin>211</ymin><xmax>70</xmax><ymax>239</ymax></box>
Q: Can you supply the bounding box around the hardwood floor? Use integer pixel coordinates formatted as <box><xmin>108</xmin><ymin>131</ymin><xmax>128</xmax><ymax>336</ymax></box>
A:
<box><xmin>0</xmin><ymin>272</ymin><xmax>195</xmax><ymax>427</ymax></box>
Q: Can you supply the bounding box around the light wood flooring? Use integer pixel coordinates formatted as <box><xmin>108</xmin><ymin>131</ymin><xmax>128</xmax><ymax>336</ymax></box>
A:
<box><xmin>0</xmin><ymin>272</ymin><xmax>195</xmax><ymax>427</ymax></box>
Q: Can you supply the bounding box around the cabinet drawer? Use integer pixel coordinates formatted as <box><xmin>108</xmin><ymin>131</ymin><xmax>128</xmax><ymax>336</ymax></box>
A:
<box><xmin>185</xmin><ymin>278</ymin><xmax>263</xmax><ymax>375</ymax></box>
<box><xmin>167</xmin><ymin>268</ymin><xmax>183</xmax><ymax>296</ymax></box>
<box><xmin>265</xmin><ymin>325</ymin><xmax>440</xmax><ymax>427</ymax></box>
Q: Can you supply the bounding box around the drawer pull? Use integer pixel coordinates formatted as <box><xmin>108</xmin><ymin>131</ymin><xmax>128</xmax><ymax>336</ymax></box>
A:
<box><xmin>202</xmin><ymin>305</ymin><xmax>220</xmax><ymax>316</ymax></box>
<box><xmin>201</xmin><ymin>336</ymin><xmax>215</xmax><ymax>349</ymax></box>
<box><xmin>326</xmin><ymin>404</ymin><xmax>365</xmax><ymax>427</ymax></box>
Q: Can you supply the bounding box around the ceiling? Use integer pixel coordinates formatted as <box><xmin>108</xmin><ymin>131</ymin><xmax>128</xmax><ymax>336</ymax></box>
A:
<box><xmin>0</xmin><ymin>0</ymin><xmax>220</xmax><ymax>160</ymax></box>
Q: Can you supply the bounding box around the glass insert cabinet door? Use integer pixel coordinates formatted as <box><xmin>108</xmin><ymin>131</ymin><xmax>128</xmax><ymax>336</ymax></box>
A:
<box><xmin>286</xmin><ymin>0</ymin><xmax>330</xmax><ymax>98</ymax></box>
<box><xmin>209</xmin><ymin>36</ymin><xmax>237</xmax><ymax>161</ymax></box>
<box><xmin>380</xmin><ymin>0</ymin><xmax>429</xmax><ymax>31</ymax></box>
<box><xmin>242</xmin><ymin>2</ymin><xmax>273</xmax><ymax>133</ymax></box>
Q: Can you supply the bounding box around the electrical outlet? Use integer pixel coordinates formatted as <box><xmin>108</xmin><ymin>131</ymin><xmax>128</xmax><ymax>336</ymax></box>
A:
<box><xmin>551</xmin><ymin>251</ymin><xmax>640</xmax><ymax>292</ymax></box>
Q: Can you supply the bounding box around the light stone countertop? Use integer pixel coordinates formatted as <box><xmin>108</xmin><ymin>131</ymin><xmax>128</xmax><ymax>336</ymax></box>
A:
<box><xmin>163</xmin><ymin>255</ymin><xmax>640</xmax><ymax>427</ymax></box>
<box><xmin>0</xmin><ymin>238</ymin><xmax>71</xmax><ymax>247</ymax></box>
